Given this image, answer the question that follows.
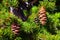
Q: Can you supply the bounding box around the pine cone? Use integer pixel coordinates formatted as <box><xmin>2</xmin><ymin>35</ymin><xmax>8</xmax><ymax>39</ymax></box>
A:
<box><xmin>11</xmin><ymin>23</ymin><xmax>20</xmax><ymax>35</ymax></box>
<box><xmin>38</xmin><ymin>6</ymin><xmax>47</xmax><ymax>25</ymax></box>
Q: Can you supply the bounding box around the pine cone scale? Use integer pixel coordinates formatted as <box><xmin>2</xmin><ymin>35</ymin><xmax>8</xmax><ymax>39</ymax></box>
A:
<box><xmin>39</xmin><ymin>14</ymin><xmax>46</xmax><ymax>19</ymax></box>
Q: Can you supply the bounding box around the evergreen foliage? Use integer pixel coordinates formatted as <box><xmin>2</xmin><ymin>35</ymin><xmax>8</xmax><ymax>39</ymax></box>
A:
<box><xmin>0</xmin><ymin>0</ymin><xmax>60</xmax><ymax>40</ymax></box>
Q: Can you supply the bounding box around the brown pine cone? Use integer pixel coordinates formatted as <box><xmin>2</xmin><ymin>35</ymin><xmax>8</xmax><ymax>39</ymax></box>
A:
<box><xmin>38</xmin><ymin>6</ymin><xmax>47</xmax><ymax>25</ymax></box>
<box><xmin>11</xmin><ymin>23</ymin><xmax>20</xmax><ymax>35</ymax></box>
